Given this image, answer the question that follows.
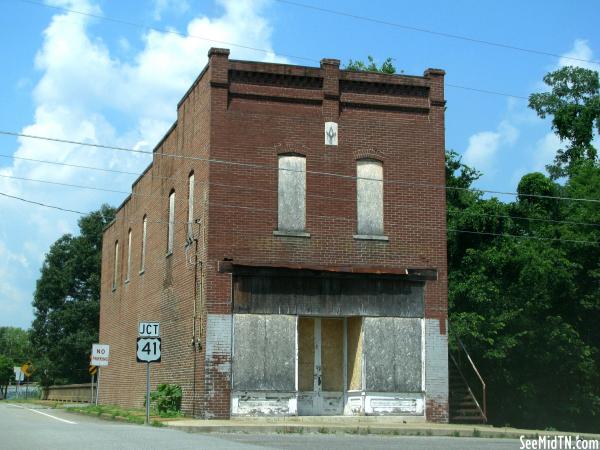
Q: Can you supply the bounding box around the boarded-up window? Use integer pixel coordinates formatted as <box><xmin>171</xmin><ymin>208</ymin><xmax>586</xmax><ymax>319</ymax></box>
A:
<box><xmin>363</xmin><ymin>317</ymin><xmax>422</xmax><ymax>392</ymax></box>
<box><xmin>187</xmin><ymin>172</ymin><xmax>195</xmax><ymax>241</ymax></box>
<box><xmin>347</xmin><ymin>317</ymin><xmax>363</xmax><ymax>391</ymax></box>
<box><xmin>140</xmin><ymin>215</ymin><xmax>147</xmax><ymax>273</ymax></box>
<box><xmin>125</xmin><ymin>229</ymin><xmax>132</xmax><ymax>281</ymax></box>
<box><xmin>357</xmin><ymin>159</ymin><xmax>384</xmax><ymax>235</ymax></box>
<box><xmin>233</xmin><ymin>314</ymin><xmax>296</xmax><ymax>391</ymax></box>
<box><xmin>112</xmin><ymin>240</ymin><xmax>119</xmax><ymax>290</ymax></box>
<box><xmin>278</xmin><ymin>155</ymin><xmax>306</xmax><ymax>232</ymax></box>
<box><xmin>167</xmin><ymin>191</ymin><xmax>175</xmax><ymax>255</ymax></box>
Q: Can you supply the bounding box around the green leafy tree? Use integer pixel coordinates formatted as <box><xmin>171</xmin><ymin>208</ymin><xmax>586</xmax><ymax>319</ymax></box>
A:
<box><xmin>0</xmin><ymin>327</ymin><xmax>32</xmax><ymax>364</ymax></box>
<box><xmin>31</xmin><ymin>204</ymin><xmax>115</xmax><ymax>385</ymax></box>
<box><xmin>0</xmin><ymin>355</ymin><xmax>14</xmax><ymax>398</ymax></box>
<box><xmin>529</xmin><ymin>66</ymin><xmax>600</xmax><ymax>178</ymax></box>
<box><xmin>345</xmin><ymin>55</ymin><xmax>398</xmax><ymax>74</ymax></box>
<box><xmin>446</xmin><ymin>150</ymin><xmax>600</xmax><ymax>431</ymax></box>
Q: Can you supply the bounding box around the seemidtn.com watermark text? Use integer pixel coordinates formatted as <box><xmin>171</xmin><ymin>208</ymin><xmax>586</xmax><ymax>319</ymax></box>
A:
<box><xmin>520</xmin><ymin>435</ymin><xmax>599</xmax><ymax>450</ymax></box>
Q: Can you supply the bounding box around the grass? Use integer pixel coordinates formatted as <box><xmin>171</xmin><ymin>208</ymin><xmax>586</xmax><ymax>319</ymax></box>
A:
<box><xmin>63</xmin><ymin>404</ymin><xmax>166</xmax><ymax>426</ymax></box>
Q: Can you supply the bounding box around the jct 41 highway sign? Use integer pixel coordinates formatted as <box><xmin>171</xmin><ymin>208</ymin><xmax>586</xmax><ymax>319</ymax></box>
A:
<box><xmin>136</xmin><ymin>337</ymin><xmax>161</xmax><ymax>363</ymax></box>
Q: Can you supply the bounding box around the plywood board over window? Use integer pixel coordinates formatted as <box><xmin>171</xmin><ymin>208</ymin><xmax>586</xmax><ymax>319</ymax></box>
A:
<box><xmin>321</xmin><ymin>319</ymin><xmax>344</xmax><ymax>392</ymax></box>
<box><xmin>278</xmin><ymin>155</ymin><xmax>306</xmax><ymax>232</ymax></box>
<box><xmin>298</xmin><ymin>317</ymin><xmax>315</xmax><ymax>392</ymax></box>
<box><xmin>356</xmin><ymin>159</ymin><xmax>384</xmax><ymax>235</ymax></box>
<box><xmin>233</xmin><ymin>314</ymin><xmax>296</xmax><ymax>391</ymax></box>
<box><xmin>347</xmin><ymin>317</ymin><xmax>363</xmax><ymax>391</ymax></box>
<box><xmin>363</xmin><ymin>317</ymin><xmax>422</xmax><ymax>392</ymax></box>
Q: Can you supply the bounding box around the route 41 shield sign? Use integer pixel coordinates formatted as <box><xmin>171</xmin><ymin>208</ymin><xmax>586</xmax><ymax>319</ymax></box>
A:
<box><xmin>136</xmin><ymin>337</ymin><xmax>161</xmax><ymax>363</ymax></box>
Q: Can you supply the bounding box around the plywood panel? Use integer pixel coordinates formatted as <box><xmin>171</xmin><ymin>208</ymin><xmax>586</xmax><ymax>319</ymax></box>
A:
<box><xmin>298</xmin><ymin>317</ymin><xmax>314</xmax><ymax>392</ymax></box>
<box><xmin>321</xmin><ymin>318</ymin><xmax>344</xmax><ymax>391</ymax></box>
<box><xmin>363</xmin><ymin>317</ymin><xmax>422</xmax><ymax>392</ymax></box>
<box><xmin>347</xmin><ymin>317</ymin><xmax>363</xmax><ymax>391</ymax></box>
<box><xmin>233</xmin><ymin>314</ymin><xmax>296</xmax><ymax>391</ymax></box>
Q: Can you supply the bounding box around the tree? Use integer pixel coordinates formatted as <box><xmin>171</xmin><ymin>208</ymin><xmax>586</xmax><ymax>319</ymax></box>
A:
<box><xmin>31</xmin><ymin>204</ymin><xmax>115</xmax><ymax>385</ymax></box>
<box><xmin>529</xmin><ymin>66</ymin><xmax>600</xmax><ymax>178</ymax></box>
<box><xmin>0</xmin><ymin>327</ymin><xmax>32</xmax><ymax>364</ymax></box>
<box><xmin>345</xmin><ymin>55</ymin><xmax>397</xmax><ymax>74</ymax></box>
<box><xmin>0</xmin><ymin>355</ymin><xmax>13</xmax><ymax>399</ymax></box>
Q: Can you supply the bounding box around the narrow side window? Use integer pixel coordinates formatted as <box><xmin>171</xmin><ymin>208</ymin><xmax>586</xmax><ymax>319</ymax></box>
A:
<box><xmin>277</xmin><ymin>155</ymin><xmax>306</xmax><ymax>232</ymax></box>
<box><xmin>112</xmin><ymin>240</ymin><xmax>119</xmax><ymax>290</ymax></box>
<box><xmin>140</xmin><ymin>215</ymin><xmax>147</xmax><ymax>273</ymax></box>
<box><xmin>356</xmin><ymin>159</ymin><xmax>384</xmax><ymax>235</ymax></box>
<box><xmin>167</xmin><ymin>191</ymin><xmax>175</xmax><ymax>255</ymax></box>
<box><xmin>125</xmin><ymin>229</ymin><xmax>132</xmax><ymax>282</ymax></box>
<box><xmin>187</xmin><ymin>172</ymin><xmax>195</xmax><ymax>241</ymax></box>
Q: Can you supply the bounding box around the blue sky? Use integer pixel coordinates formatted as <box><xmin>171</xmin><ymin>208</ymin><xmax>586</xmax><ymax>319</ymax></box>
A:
<box><xmin>0</xmin><ymin>0</ymin><xmax>598</xmax><ymax>328</ymax></box>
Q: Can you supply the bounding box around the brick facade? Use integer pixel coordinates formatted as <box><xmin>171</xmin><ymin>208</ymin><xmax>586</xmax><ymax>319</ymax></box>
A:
<box><xmin>99</xmin><ymin>48</ymin><xmax>448</xmax><ymax>421</ymax></box>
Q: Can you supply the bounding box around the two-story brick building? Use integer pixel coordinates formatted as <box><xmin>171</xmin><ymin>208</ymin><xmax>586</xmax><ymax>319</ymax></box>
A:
<box><xmin>99</xmin><ymin>48</ymin><xmax>448</xmax><ymax>421</ymax></box>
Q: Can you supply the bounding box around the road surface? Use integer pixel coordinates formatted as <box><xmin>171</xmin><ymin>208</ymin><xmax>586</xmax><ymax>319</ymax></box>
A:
<box><xmin>0</xmin><ymin>402</ymin><xmax>519</xmax><ymax>450</ymax></box>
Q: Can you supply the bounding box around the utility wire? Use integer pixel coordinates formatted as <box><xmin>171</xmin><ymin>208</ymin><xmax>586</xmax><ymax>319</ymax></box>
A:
<box><xmin>446</xmin><ymin>229</ymin><xmax>598</xmax><ymax>246</ymax></box>
<box><xmin>3</xmin><ymin>130</ymin><xmax>600</xmax><ymax>205</ymax></box>
<box><xmin>3</xmin><ymin>151</ymin><xmax>599</xmax><ymax>229</ymax></box>
<box><xmin>12</xmin><ymin>0</ymin><xmax>534</xmax><ymax>101</ymax></box>
<box><xmin>0</xmin><ymin>191</ymin><xmax>85</xmax><ymax>214</ymax></box>
<box><xmin>273</xmin><ymin>0</ymin><xmax>600</xmax><ymax>65</ymax></box>
<box><xmin>2</xmin><ymin>187</ymin><xmax>598</xmax><ymax>245</ymax></box>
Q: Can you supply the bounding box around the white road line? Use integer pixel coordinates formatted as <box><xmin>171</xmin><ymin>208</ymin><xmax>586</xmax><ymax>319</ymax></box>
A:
<box><xmin>9</xmin><ymin>404</ymin><xmax>77</xmax><ymax>425</ymax></box>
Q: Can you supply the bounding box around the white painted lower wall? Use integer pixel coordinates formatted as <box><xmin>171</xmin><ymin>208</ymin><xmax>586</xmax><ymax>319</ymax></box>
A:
<box><xmin>231</xmin><ymin>391</ymin><xmax>297</xmax><ymax>416</ymax></box>
<box><xmin>232</xmin><ymin>391</ymin><xmax>425</xmax><ymax>417</ymax></box>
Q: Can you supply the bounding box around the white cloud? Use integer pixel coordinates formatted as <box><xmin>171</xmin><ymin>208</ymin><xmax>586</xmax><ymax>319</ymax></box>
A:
<box><xmin>0</xmin><ymin>0</ymin><xmax>283</xmax><ymax>327</ymax></box>
<box><xmin>558</xmin><ymin>39</ymin><xmax>600</xmax><ymax>72</ymax></box>
<box><xmin>463</xmin><ymin>120</ymin><xmax>519</xmax><ymax>175</ymax></box>
<box><xmin>152</xmin><ymin>0</ymin><xmax>190</xmax><ymax>21</ymax></box>
<box><xmin>532</xmin><ymin>132</ymin><xmax>561</xmax><ymax>172</ymax></box>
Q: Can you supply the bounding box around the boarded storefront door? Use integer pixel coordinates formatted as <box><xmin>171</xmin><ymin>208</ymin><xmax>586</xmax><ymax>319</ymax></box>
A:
<box><xmin>298</xmin><ymin>317</ymin><xmax>344</xmax><ymax>415</ymax></box>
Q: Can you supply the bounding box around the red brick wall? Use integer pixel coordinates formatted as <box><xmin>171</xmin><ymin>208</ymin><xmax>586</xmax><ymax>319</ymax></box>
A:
<box><xmin>100</xmin><ymin>48</ymin><xmax>447</xmax><ymax>420</ymax></box>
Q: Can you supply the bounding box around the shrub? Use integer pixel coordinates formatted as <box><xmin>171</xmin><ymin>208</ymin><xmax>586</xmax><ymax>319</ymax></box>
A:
<box><xmin>149</xmin><ymin>384</ymin><xmax>182</xmax><ymax>417</ymax></box>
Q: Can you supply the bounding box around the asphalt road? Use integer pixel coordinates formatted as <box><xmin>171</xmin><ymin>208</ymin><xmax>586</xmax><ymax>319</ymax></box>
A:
<box><xmin>0</xmin><ymin>402</ymin><xmax>520</xmax><ymax>450</ymax></box>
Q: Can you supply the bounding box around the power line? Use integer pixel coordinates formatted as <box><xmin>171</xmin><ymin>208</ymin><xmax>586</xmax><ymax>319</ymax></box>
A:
<box><xmin>2</xmin><ymin>185</ymin><xmax>597</xmax><ymax>246</ymax></box>
<box><xmin>273</xmin><ymin>0</ymin><xmax>599</xmax><ymax>65</ymax></box>
<box><xmin>447</xmin><ymin>229</ymin><xmax>597</xmax><ymax>246</ymax></box>
<box><xmin>4</xmin><ymin>151</ymin><xmax>599</xmax><ymax>229</ymax></box>
<box><xmin>0</xmin><ymin>191</ymin><xmax>85</xmax><ymax>214</ymax></box>
<box><xmin>3</xmin><ymin>130</ymin><xmax>600</xmax><ymax>205</ymax></box>
<box><xmin>448</xmin><ymin>209</ymin><xmax>600</xmax><ymax>229</ymax></box>
<box><xmin>12</xmin><ymin>0</ymin><xmax>534</xmax><ymax>101</ymax></box>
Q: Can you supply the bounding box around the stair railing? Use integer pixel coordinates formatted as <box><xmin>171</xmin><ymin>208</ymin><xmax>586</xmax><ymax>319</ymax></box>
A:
<box><xmin>449</xmin><ymin>336</ymin><xmax>487</xmax><ymax>422</ymax></box>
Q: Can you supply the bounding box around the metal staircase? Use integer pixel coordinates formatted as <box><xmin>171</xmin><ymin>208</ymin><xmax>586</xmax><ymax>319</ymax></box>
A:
<box><xmin>449</xmin><ymin>337</ymin><xmax>487</xmax><ymax>424</ymax></box>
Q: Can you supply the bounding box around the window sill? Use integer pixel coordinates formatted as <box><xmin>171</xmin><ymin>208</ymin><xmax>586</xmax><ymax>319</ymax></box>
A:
<box><xmin>111</xmin><ymin>286</ymin><xmax>117</xmax><ymax>292</ymax></box>
<box><xmin>273</xmin><ymin>230</ymin><xmax>311</xmax><ymax>238</ymax></box>
<box><xmin>166</xmin><ymin>251</ymin><xmax>173</xmax><ymax>258</ymax></box>
<box><xmin>139</xmin><ymin>269</ymin><xmax>145</xmax><ymax>276</ymax></box>
<box><xmin>124</xmin><ymin>279</ymin><xmax>130</xmax><ymax>284</ymax></box>
<box><xmin>353</xmin><ymin>234</ymin><xmax>389</xmax><ymax>241</ymax></box>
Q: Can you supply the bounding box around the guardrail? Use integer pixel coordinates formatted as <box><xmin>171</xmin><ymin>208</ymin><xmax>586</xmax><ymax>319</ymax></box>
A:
<box><xmin>42</xmin><ymin>383</ymin><xmax>93</xmax><ymax>403</ymax></box>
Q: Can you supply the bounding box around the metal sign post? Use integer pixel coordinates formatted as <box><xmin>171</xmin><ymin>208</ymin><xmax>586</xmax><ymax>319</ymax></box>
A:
<box><xmin>91</xmin><ymin>344</ymin><xmax>109</xmax><ymax>406</ymax></box>
<box><xmin>137</xmin><ymin>321</ymin><xmax>161</xmax><ymax>426</ymax></box>
<box><xmin>146</xmin><ymin>363</ymin><xmax>150</xmax><ymax>425</ymax></box>
<box><xmin>95</xmin><ymin>368</ymin><xmax>100</xmax><ymax>406</ymax></box>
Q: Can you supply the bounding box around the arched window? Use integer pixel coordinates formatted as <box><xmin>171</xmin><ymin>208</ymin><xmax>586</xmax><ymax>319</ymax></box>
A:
<box><xmin>356</xmin><ymin>159</ymin><xmax>384</xmax><ymax>235</ymax></box>
<box><xmin>140</xmin><ymin>215</ymin><xmax>147</xmax><ymax>273</ymax></box>
<box><xmin>125</xmin><ymin>229</ymin><xmax>132</xmax><ymax>282</ymax></box>
<box><xmin>112</xmin><ymin>240</ymin><xmax>119</xmax><ymax>290</ymax></box>
<box><xmin>277</xmin><ymin>155</ymin><xmax>306</xmax><ymax>232</ymax></box>
<box><xmin>187</xmin><ymin>171</ymin><xmax>195</xmax><ymax>241</ymax></box>
<box><xmin>167</xmin><ymin>190</ymin><xmax>175</xmax><ymax>255</ymax></box>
